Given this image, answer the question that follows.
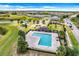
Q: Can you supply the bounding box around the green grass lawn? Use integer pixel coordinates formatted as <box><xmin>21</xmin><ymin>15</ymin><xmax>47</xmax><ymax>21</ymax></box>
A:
<box><xmin>0</xmin><ymin>26</ymin><xmax>19</xmax><ymax>56</ymax></box>
<box><xmin>0</xmin><ymin>23</ymin><xmax>35</xmax><ymax>55</ymax></box>
<box><xmin>48</xmin><ymin>24</ymin><xmax>64</xmax><ymax>31</ymax></box>
<box><xmin>66</xmin><ymin>26</ymin><xmax>79</xmax><ymax>48</ymax></box>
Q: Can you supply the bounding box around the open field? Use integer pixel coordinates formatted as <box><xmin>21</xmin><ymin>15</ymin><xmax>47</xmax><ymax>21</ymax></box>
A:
<box><xmin>0</xmin><ymin>26</ymin><xmax>19</xmax><ymax>56</ymax></box>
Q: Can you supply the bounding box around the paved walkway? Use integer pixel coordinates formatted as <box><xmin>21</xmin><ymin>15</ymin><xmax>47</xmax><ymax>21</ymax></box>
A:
<box><xmin>64</xmin><ymin>18</ymin><xmax>79</xmax><ymax>44</ymax></box>
<box><xmin>66</xmin><ymin>31</ymin><xmax>72</xmax><ymax>47</ymax></box>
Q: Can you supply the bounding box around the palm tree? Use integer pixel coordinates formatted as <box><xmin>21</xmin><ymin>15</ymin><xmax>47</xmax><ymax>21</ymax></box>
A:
<box><xmin>37</xmin><ymin>20</ymin><xmax>39</xmax><ymax>24</ymax></box>
<box><xmin>76</xmin><ymin>14</ymin><xmax>79</xmax><ymax>18</ymax></box>
<box><xmin>71</xmin><ymin>47</ymin><xmax>79</xmax><ymax>56</ymax></box>
<box><xmin>56</xmin><ymin>46</ymin><xmax>66</xmax><ymax>56</ymax></box>
<box><xmin>17</xmin><ymin>36</ymin><xmax>28</xmax><ymax>54</ymax></box>
<box><xmin>33</xmin><ymin>20</ymin><xmax>35</xmax><ymax>24</ymax></box>
<box><xmin>17</xmin><ymin>30</ymin><xmax>28</xmax><ymax>54</ymax></box>
<box><xmin>56</xmin><ymin>46</ymin><xmax>79</xmax><ymax>56</ymax></box>
<box><xmin>55</xmin><ymin>23</ymin><xmax>57</xmax><ymax>29</ymax></box>
<box><xmin>63</xmin><ymin>25</ymin><xmax>66</xmax><ymax>32</ymax></box>
<box><xmin>42</xmin><ymin>20</ymin><xmax>45</xmax><ymax>24</ymax></box>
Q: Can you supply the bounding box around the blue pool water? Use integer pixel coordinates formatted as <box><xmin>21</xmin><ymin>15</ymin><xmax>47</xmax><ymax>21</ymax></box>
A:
<box><xmin>32</xmin><ymin>32</ymin><xmax>52</xmax><ymax>47</ymax></box>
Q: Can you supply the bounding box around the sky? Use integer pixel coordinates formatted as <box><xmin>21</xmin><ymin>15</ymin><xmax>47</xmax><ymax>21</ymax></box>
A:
<box><xmin>0</xmin><ymin>3</ymin><xmax>79</xmax><ymax>11</ymax></box>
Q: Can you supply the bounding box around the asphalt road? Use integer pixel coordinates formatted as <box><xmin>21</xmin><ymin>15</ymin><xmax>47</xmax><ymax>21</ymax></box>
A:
<box><xmin>64</xmin><ymin>18</ymin><xmax>79</xmax><ymax>44</ymax></box>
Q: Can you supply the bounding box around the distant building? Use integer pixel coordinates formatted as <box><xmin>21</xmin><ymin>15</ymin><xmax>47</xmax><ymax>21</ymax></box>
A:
<box><xmin>51</xmin><ymin>16</ymin><xmax>60</xmax><ymax>20</ymax></box>
<box><xmin>26</xmin><ymin>14</ymin><xmax>51</xmax><ymax>18</ymax></box>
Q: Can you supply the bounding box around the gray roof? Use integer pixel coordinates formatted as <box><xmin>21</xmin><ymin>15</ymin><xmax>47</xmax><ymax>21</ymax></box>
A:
<box><xmin>51</xmin><ymin>16</ymin><xmax>60</xmax><ymax>20</ymax></box>
<box><xmin>27</xmin><ymin>14</ymin><xmax>51</xmax><ymax>18</ymax></box>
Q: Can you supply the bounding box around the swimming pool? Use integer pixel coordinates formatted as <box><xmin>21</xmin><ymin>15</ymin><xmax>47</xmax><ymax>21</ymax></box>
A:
<box><xmin>32</xmin><ymin>32</ymin><xmax>52</xmax><ymax>47</ymax></box>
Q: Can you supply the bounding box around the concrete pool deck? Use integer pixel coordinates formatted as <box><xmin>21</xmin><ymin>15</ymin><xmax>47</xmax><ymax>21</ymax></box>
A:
<box><xmin>26</xmin><ymin>31</ymin><xmax>60</xmax><ymax>52</ymax></box>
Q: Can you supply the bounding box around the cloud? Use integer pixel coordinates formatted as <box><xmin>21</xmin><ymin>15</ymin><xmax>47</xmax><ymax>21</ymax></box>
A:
<box><xmin>42</xmin><ymin>6</ymin><xmax>57</xmax><ymax>9</ymax></box>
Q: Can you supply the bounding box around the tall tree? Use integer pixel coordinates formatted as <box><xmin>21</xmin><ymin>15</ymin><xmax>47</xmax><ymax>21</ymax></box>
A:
<box><xmin>17</xmin><ymin>30</ymin><xmax>28</xmax><ymax>54</ymax></box>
